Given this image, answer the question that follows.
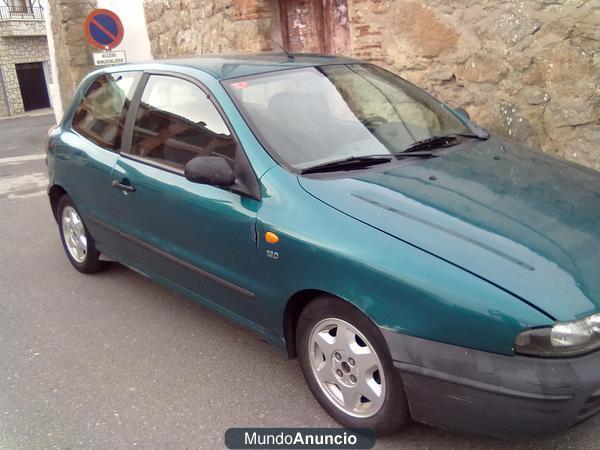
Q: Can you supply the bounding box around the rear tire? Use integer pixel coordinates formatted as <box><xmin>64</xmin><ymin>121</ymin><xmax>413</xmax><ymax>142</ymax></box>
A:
<box><xmin>57</xmin><ymin>195</ymin><xmax>107</xmax><ymax>274</ymax></box>
<box><xmin>296</xmin><ymin>295</ymin><xmax>409</xmax><ymax>435</ymax></box>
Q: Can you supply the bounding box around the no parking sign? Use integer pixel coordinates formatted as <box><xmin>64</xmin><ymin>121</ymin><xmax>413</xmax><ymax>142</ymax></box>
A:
<box><xmin>84</xmin><ymin>9</ymin><xmax>124</xmax><ymax>49</ymax></box>
<box><xmin>84</xmin><ymin>9</ymin><xmax>126</xmax><ymax>65</ymax></box>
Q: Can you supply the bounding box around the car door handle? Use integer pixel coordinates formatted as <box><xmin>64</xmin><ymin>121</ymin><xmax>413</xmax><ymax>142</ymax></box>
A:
<box><xmin>112</xmin><ymin>180</ymin><xmax>135</xmax><ymax>192</ymax></box>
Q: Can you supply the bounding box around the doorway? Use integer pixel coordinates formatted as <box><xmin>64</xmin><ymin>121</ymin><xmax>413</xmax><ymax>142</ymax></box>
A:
<box><xmin>279</xmin><ymin>0</ymin><xmax>350</xmax><ymax>55</ymax></box>
<box><xmin>15</xmin><ymin>62</ymin><xmax>51</xmax><ymax>111</ymax></box>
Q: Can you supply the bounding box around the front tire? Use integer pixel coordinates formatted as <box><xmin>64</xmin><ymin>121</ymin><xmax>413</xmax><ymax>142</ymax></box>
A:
<box><xmin>57</xmin><ymin>195</ymin><xmax>107</xmax><ymax>274</ymax></box>
<box><xmin>297</xmin><ymin>296</ymin><xmax>409</xmax><ymax>435</ymax></box>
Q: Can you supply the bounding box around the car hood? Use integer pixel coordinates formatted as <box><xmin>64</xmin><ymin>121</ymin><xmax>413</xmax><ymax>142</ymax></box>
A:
<box><xmin>298</xmin><ymin>137</ymin><xmax>600</xmax><ymax>321</ymax></box>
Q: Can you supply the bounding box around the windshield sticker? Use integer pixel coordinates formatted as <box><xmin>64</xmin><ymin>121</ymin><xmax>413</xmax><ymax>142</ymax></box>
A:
<box><xmin>231</xmin><ymin>81</ymin><xmax>249</xmax><ymax>90</ymax></box>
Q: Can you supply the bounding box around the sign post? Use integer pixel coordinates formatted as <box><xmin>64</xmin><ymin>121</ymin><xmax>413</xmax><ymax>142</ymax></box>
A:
<box><xmin>84</xmin><ymin>9</ymin><xmax>127</xmax><ymax>66</ymax></box>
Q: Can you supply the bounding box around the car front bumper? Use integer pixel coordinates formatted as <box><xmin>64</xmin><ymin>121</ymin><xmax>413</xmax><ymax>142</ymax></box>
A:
<box><xmin>381</xmin><ymin>329</ymin><xmax>600</xmax><ymax>438</ymax></box>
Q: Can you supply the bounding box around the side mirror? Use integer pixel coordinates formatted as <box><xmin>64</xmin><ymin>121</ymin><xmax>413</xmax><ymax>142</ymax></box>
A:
<box><xmin>454</xmin><ymin>107</ymin><xmax>471</xmax><ymax>121</ymax></box>
<box><xmin>184</xmin><ymin>156</ymin><xmax>235</xmax><ymax>187</ymax></box>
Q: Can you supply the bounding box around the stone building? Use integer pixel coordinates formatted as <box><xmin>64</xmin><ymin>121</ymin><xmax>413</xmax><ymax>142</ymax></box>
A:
<box><xmin>0</xmin><ymin>0</ymin><xmax>52</xmax><ymax>117</ymax></box>
<box><xmin>49</xmin><ymin>0</ymin><xmax>599</xmax><ymax>170</ymax></box>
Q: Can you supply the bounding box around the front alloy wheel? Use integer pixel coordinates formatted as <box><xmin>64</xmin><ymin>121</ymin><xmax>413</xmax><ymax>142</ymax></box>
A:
<box><xmin>309</xmin><ymin>318</ymin><xmax>385</xmax><ymax>418</ymax></box>
<box><xmin>297</xmin><ymin>296</ymin><xmax>408</xmax><ymax>435</ymax></box>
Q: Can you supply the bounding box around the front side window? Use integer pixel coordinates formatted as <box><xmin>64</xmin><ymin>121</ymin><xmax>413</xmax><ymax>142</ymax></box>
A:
<box><xmin>224</xmin><ymin>64</ymin><xmax>471</xmax><ymax>171</ymax></box>
<box><xmin>72</xmin><ymin>72</ymin><xmax>139</xmax><ymax>151</ymax></box>
<box><xmin>130</xmin><ymin>75</ymin><xmax>234</xmax><ymax>170</ymax></box>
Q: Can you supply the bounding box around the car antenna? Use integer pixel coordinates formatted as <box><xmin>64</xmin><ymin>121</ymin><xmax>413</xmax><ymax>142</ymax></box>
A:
<box><xmin>273</xmin><ymin>41</ymin><xmax>295</xmax><ymax>61</ymax></box>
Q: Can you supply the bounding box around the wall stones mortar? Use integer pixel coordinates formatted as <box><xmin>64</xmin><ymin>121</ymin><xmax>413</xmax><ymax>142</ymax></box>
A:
<box><xmin>347</xmin><ymin>0</ymin><xmax>600</xmax><ymax>170</ymax></box>
<box><xmin>0</xmin><ymin>18</ymin><xmax>47</xmax><ymax>36</ymax></box>
<box><xmin>0</xmin><ymin>34</ymin><xmax>49</xmax><ymax>116</ymax></box>
<box><xmin>48</xmin><ymin>0</ymin><xmax>97</xmax><ymax>111</ymax></box>
<box><xmin>144</xmin><ymin>0</ymin><xmax>281</xmax><ymax>57</ymax></box>
<box><xmin>142</xmin><ymin>0</ymin><xmax>598</xmax><ymax>170</ymax></box>
<box><xmin>0</xmin><ymin>69</ymin><xmax>8</xmax><ymax>116</ymax></box>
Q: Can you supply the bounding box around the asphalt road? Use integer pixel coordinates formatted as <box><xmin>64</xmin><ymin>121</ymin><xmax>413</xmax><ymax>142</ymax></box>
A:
<box><xmin>1</xmin><ymin>113</ymin><xmax>600</xmax><ymax>448</ymax></box>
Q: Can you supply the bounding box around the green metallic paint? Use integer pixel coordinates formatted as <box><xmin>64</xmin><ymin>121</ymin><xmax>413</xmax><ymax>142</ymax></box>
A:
<box><xmin>47</xmin><ymin>57</ymin><xmax>599</xmax><ymax>360</ymax></box>
<box><xmin>48</xmin><ymin>125</ymin><xmax>129</xmax><ymax>262</ymax></box>
<box><xmin>298</xmin><ymin>138</ymin><xmax>600</xmax><ymax>322</ymax></box>
<box><xmin>254</xmin><ymin>166</ymin><xmax>553</xmax><ymax>355</ymax></box>
<box><xmin>110</xmin><ymin>155</ymin><xmax>263</xmax><ymax>323</ymax></box>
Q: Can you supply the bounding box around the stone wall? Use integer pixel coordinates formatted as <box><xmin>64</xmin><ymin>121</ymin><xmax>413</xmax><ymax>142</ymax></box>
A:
<box><xmin>348</xmin><ymin>0</ymin><xmax>600</xmax><ymax>170</ymax></box>
<box><xmin>0</xmin><ymin>35</ymin><xmax>49</xmax><ymax>115</ymax></box>
<box><xmin>144</xmin><ymin>0</ymin><xmax>281</xmax><ymax>57</ymax></box>
<box><xmin>48</xmin><ymin>0</ymin><xmax>97</xmax><ymax>111</ymax></box>
<box><xmin>0</xmin><ymin>67</ymin><xmax>9</xmax><ymax>116</ymax></box>
<box><xmin>0</xmin><ymin>18</ymin><xmax>47</xmax><ymax>37</ymax></box>
<box><xmin>141</xmin><ymin>1</ymin><xmax>599</xmax><ymax>170</ymax></box>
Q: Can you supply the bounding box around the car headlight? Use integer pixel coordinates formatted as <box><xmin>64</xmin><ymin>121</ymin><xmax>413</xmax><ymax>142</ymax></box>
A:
<box><xmin>515</xmin><ymin>313</ymin><xmax>600</xmax><ymax>357</ymax></box>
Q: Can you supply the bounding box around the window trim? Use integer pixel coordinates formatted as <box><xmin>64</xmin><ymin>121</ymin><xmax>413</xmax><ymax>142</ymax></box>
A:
<box><xmin>70</xmin><ymin>70</ymin><xmax>142</xmax><ymax>154</ymax></box>
<box><xmin>120</xmin><ymin>70</ymin><xmax>261</xmax><ymax>200</ymax></box>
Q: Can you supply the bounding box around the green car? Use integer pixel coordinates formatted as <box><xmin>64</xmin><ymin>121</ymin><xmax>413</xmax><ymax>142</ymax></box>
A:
<box><xmin>47</xmin><ymin>53</ymin><xmax>600</xmax><ymax>437</ymax></box>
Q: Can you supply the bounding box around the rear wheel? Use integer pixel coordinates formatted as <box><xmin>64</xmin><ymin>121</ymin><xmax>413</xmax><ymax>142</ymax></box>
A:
<box><xmin>57</xmin><ymin>195</ymin><xmax>107</xmax><ymax>274</ymax></box>
<box><xmin>297</xmin><ymin>295</ymin><xmax>409</xmax><ymax>435</ymax></box>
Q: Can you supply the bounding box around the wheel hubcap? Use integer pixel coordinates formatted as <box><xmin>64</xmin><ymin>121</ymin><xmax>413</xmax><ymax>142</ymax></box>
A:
<box><xmin>61</xmin><ymin>206</ymin><xmax>87</xmax><ymax>263</ymax></box>
<box><xmin>308</xmin><ymin>318</ymin><xmax>385</xmax><ymax>418</ymax></box>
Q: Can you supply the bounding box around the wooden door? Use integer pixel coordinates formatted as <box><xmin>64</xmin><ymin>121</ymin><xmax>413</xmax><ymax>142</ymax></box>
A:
<box><xmin>15</xmin><ymin>62</ymin><xmax>51</xmax><ymax>111</ymax></box>
<box><xmin>280</xmin><ymin>0</ymin><xmax>350</xmax><ymax>55</ymax></box>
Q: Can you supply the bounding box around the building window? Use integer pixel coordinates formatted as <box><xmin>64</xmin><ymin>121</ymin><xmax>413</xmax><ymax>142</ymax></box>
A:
<box><xmin>7</xmin><ymin>0</ymin><xmax>32</xmax><ymax>15</ymax></box>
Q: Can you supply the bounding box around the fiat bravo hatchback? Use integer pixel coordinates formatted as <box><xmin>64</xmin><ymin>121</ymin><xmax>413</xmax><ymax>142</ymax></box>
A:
<box><xmin>47</xmin><ymin>53</ymin><xmax>600</xmax><ymax>437</ymax></box>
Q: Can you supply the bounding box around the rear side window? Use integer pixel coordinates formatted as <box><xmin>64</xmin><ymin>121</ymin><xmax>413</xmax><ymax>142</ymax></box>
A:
<box><xmin>72</xmin><ymin>72</ymin><xmax>140</xmax><ymax>151</ymax></box>
<box><xmin>129</xmin><ymin>75</ymin><xmax>235</xmax><ymax>170</ymax></box>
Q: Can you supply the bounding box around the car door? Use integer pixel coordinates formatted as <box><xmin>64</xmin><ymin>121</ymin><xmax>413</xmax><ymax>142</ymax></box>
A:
<box><xmin>64</xmin><ymin>71</ymin><xmax>141</xmax><ymax>261</ymax></box>
<box><xmin>110</xmin><ymin>73</ymin><xmax>263</xmax><ymax>324</ymax></box>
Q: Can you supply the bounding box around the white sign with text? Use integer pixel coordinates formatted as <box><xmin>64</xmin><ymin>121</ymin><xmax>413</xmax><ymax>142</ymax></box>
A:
<box><xmin>93</xmin><ymin>51</ymin><xmax>127</xmax><ymax>66</ymax></box>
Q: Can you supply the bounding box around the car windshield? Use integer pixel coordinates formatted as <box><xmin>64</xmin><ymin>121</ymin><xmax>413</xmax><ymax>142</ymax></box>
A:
<box><xmin>224</xmin><ymin>64</ymin><xmax>472</xmax><ymax>171</ymax></box>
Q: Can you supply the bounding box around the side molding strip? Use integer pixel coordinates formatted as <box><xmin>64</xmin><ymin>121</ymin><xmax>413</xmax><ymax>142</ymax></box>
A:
<box><xmin>86</xmin><ymin>215</ymin><xmax>256</xmax><ymax>299</ymax></box>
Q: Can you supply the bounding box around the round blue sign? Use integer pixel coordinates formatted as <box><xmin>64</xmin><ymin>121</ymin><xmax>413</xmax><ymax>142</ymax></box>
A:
<box><xmin>84</xmin><ymin>9</ymin><xmax>124</xmax><ymax>50</ymax></box>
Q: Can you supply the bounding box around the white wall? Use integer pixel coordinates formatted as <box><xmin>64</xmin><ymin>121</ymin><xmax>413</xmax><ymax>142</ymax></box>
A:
<box><xmin>42</xmin><ymin>0</ymin><xmax>62</xmax><ymax>123</ymax></box>
<box><xmin>96</xmin><ymin>0</ymin><xmax>152</xmax><ymax>63</ymax></box>
<box><xmin>44</xmin><ymin>0</ymin><xmax>152</xmax><ymax>122</ymax></box>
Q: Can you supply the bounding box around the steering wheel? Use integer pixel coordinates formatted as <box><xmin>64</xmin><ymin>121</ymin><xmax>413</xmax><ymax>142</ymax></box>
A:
<box><xmin>361</xmin><ymin>116</ymin><xmax>388</xmax><ymax>130</ymax></box>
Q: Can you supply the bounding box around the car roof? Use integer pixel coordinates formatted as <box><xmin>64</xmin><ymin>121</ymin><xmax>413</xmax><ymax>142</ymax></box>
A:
<box><xmin>106</xmin><ymin>52</ymin><xmax>362</xmax><ymax>80</ymax></box>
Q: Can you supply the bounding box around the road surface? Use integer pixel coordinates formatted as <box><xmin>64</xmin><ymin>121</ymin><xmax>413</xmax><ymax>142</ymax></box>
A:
<box><xmin>1</xmin><ymin>113</ymin><xmax>599</xmax><ymax>448</ymax></box>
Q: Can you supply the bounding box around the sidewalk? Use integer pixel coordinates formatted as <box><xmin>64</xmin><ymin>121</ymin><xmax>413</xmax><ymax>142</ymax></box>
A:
<box><xmin>0</xmin><ymin>107</ymin><xmax>54</xmax><ymax>122</ymax></box>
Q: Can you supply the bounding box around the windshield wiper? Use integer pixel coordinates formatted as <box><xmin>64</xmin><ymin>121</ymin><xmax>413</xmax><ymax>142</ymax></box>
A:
<box><xmin>401</xmin><ymin>133</ymin><xmax>487</xmax><ymax>154</ymax></box>
<box><xmin>300</xmin><ymin>155</ymin><xmax>392</xmax><ymax>174</ymax></box>
<box><xmin>300</xmin><ymin>150</ymin><xmax>442</xmax><ymax>174</ymax></box>
<box><xmin>299</xmin><ymin>132</ymin><xmax>484</xmax><ymax>174</ymax></box>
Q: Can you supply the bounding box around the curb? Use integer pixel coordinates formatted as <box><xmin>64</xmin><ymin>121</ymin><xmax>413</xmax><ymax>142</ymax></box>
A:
<box><xmin>0</xmin><ymin>108</ymin><xmax>55</xmax><ymax>122</ymax></box>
